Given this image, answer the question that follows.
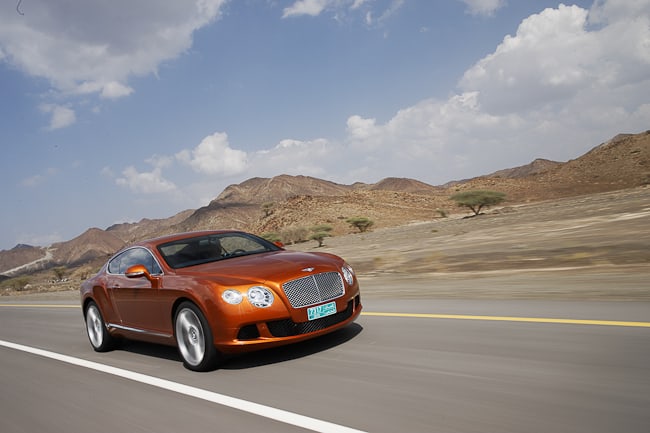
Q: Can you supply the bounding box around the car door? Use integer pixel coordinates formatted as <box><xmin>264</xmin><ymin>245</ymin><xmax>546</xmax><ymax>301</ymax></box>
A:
<box><xmin>107</xmin><ymin>247</ymin><xmax>169</xmax><ymax>334</ymax></box>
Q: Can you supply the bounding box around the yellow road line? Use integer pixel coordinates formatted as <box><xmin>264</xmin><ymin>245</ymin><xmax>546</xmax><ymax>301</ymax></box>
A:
<box><xmin>361</xmin><ymin>312</ymin><xmax>650</xmax><ymax>328</ymax></box>
<box><xmin>1</xmin><ymin>304</ymin><xmax>648</xmax><ymax>328</ymax></box>
<box><xmin>0</xmin><ymin>304</ymin><xmax>80</xmax><ymax>308</ymax></box>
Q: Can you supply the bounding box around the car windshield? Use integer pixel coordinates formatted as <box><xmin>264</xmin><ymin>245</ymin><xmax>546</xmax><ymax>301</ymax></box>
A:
<box><xmin>158</xmin><ymin>232</ymin><xmax>280</xmax><ymax>269</ymax></box>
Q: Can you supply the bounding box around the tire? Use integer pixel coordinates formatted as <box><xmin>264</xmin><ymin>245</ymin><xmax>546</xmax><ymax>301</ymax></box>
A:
<box><xmin>174</xmin><ymin>302</ymin><xmax>219</xmax><ymax>371</ymax></box>
<box><xmin>84</xmin><ymin>301</ymin><xmax>115</xmax><ymax>352</ymax></box>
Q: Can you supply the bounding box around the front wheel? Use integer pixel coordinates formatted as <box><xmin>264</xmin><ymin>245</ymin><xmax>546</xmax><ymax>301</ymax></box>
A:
<box><xmin>174</xmin><ymin>302</ymin><xmax>219</xmax><ymax>371</ymax></box>
<box><xmin>84</xmin><ymin>301</ymin><xmax>115</xmax><ymax>352</ymax></box>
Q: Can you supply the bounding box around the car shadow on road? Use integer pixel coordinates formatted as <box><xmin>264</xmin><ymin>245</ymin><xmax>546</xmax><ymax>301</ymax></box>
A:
<box><xmin>221</xmin><ymin>323</ymin><xmax>364</xmax><ymax>370</ymax></box>
<box><xmin>115</xmin><ymin>323</ymin><xmax>364</xmax><ymax>370</ymax></box>
<box><xmin>118</xmin><ymin>340</ymin><xmax>181</xmax><ymax>362</ymax></box>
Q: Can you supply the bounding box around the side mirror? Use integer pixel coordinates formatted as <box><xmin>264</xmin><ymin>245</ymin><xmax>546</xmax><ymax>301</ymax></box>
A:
<box><xmin>274</xmin><ymin>241</ymin><xmax>285</xmax><ymax>248</ymax></box>
<box><xmin>125</xmin><ymin>264</ymin><xmax>161</xmax><ymax>289</ymax></box>
<box><xmin>125</xmin><ymin>264</ymin><xmax>149</xmax><ymax>279</ymax></box>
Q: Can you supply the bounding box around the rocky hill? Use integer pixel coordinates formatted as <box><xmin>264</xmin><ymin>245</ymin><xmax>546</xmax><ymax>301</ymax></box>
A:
<box><xmin>0</xmin><ymin>244</ymin><xmax>48</xmax><ymax>276</ymax></box>
<box><xmin>368</xmin><ymin>177</ymin><xmax>442</xmax><ymax>194</ymax></box>
<box><xmin>49</xmin><ymin>228</ymin><xmax>126</xmax><ymax>267</ymax></box>
<box><xmin>540</xmin><ymin>132</ymin><xmax>650</xmax><ymax>190</ymax></box>
<box><xmin>215</xmin><ymin>175</ymin><xmax>353</xmax><ymax>204</ymax></box>
<box><xmin>489</xmin><ymin>158</ymin><xmax>562</xmax><ymax>179</ymax></box>
<box><xmin>105</xmin><ymin>209</ymin><xmax>195</xmax><ymax>244</ymax></box>
<box><xmin>1</xmin><ymin>130</ymin><xmax>648</xmax><ymax>277</ymax></box>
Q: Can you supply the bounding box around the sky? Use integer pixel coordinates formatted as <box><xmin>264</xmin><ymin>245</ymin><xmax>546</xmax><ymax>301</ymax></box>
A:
<box><xmin>1</xmin><ymin>0</ymin><xmax>649</xmax><ymax>251</ymax></box>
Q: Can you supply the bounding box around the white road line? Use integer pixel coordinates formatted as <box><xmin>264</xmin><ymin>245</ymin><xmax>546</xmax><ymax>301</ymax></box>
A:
<box><xmin>0</xmin><ymin>339</ymin><xmax>367</xmax><ymax>433</ymax></box>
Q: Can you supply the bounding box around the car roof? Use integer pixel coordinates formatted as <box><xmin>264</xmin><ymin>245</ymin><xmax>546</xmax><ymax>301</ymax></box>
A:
<box><xmin>136</xmin><ymin>230</ymin><xmax>240</xmax><ymax>249</ymax></box>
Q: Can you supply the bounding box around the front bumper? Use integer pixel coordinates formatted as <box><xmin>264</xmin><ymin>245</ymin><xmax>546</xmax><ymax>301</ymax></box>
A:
<box><xmin>215</xmin><ymin>294</ymin><xmax>362</xmax><ymax>354</ymax></box>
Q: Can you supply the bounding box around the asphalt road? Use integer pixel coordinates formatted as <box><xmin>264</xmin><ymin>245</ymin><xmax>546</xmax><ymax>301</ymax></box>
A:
<box><xmin>1</xmin><ymin>295</ymin><xmax>649</xmax><ymax>433</ymax></box>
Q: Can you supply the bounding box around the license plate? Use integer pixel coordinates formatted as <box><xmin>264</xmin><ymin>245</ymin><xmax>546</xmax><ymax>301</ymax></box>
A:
<box><xmin>307</xmin><ymin>301</ymin><xmax>337</xmax><ymax>321</ymax></box>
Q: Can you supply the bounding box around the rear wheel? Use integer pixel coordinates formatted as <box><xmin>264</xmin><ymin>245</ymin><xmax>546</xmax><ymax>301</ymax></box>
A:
<box><xmin>84</xmin><ymin>301</ymin><xmax>115</xmax><ymax>352</ymax></box>
<box><xmin>174</xmin><ymin>302</ymin><xmax>219</xmax><ymax>371</ymax></box>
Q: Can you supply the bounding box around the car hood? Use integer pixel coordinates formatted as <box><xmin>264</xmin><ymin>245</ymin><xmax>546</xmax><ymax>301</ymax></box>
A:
<box><xmin>173</xmin><ymin>250</ymin><xmax>343</xmax><ymax>285</ymax></box>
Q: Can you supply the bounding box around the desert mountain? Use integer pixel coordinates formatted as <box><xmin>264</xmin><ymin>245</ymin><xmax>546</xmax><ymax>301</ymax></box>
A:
<box><xmin>1</xmin><ymin>130</ymin><xmax>648</xmax><ymax>276</ymax></box>
<box><xmin>539</xmin><ymin>133</ymin><xmax>650</xmax><ymax>190</ymax></box>
<box><xmin>215</xmin><ymin>175</ymin><xmax>353</xmax><ymax>204</ymax></box>
<box><xmin>49</xmin><ymin>228</ymin><xmax>126</xmax><ymax>267</ymax></box>
<box><xmin>105</xmin><ymin>209</ymin><xmax>195</xmax><ymax>244</ymax></box>
<box><xmin>369</xmin><ymin>177</ymin><xmax>443</xmax><ymax>194</ymax></box>
<box><xmin>0</xmin><ymin>244</ymin><xmax>47</xmax><ymax>277</ymax></box>
<box><xmin>489</xmin><ymin>158</ymin><xmax>562</xmax><ymax>179</ymax></box>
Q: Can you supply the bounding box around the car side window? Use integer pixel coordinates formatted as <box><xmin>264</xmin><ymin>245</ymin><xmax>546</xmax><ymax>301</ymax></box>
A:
<box><xmin>108</xmin><ymin>248</ymin><xmax>162</xmax><ymax>275</ymax></box>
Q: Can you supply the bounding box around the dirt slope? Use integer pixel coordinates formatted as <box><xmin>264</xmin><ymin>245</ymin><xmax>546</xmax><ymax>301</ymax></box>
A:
<box><xmin>1</xmin><ymin>130</ymin><xmax>648</xmax><ymax>277</ymax></box>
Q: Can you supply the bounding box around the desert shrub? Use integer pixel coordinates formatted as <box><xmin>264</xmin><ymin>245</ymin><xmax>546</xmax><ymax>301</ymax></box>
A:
<box><xmin>2</xmin><ymin>276</ymin><xmax>31</xmax><ymax>292</ymax></box>
<box><xmin>310</xmin><ymin>232</ymin><xmax>331</xmax><ymax>247</ymax></box>
<box><xmin>77</xmin><ymin>267</ymin><xmax>94</xmax><ymax>281</ymax></box>
<box><xmin>52</xmin><ymin>266</ymin><xmax>67</xmax><ymax>281</ymax></box>
<box><xmin>310</xmin><ymin>224</ymin><xmax>333</xmax><ymax>234</ymax></box>
<box><xmin>280</xmin><ymin>226</ymin><xmax>310</xmax><ymax>244</ymax></box>
<box><xmin>346</xmin><ymin>217</ymin><xmax>374</xmax><ymax>233</ymax></box>
<box><xmin>260</xmin><ymin>232</ymin><xmax>282</xmax><ymax>243</ymax></box>
<box><xmin>450</xmin><ymin>190</ymin><xmax>506</xmax><ymax>215</ymax></box>
<box><xmin>310</xmin><ymin>224</ymin><xmax>333</xmax><ymax>247</ymax></box>
<box><xmin>261</xmin><ymin>202</ymin><xmax>275</xmax><ymax>217</ymax></box>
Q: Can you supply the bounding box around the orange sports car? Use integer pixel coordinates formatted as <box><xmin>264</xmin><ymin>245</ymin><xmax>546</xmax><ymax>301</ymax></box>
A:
<box><xmin>80</xmin><ymin>230</ymin><xmax>362</xmax><ymax>370</ymax></box>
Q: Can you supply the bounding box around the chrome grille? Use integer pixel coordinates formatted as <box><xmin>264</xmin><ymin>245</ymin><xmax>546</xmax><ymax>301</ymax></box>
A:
<box><xmin>282</xmin><ymin>272</ymin><xmax>344</xmax><ymax>308</ymax></box>
<box><xmin>267</xmin><ymin>300</ymin><xmax>354</xmax><ymax>337</ymax></box>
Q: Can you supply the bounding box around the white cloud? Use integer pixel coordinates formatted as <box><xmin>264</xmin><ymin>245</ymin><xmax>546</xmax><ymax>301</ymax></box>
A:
<box><xmin>346</xmin><ymin>115</ymin><xmax>378</xmax><ymax>141</ymax></box>
<box><xmin>458</xmin><ymin>0</ymin><xmax>507</xmax><ymax>16</ymax></box>
<box><xmin>282</xmin><ymin>0</ymin><xmax>402</xmax><ymax>22</ymax></box>
<box><xmin>302</xmin><ymin>0</ymin><xmax>650</xmax><ymax>185</ymax></box>
<box><xmin>39</xmin><ymin>104</ymin><xmax>76</xmax><ymax>130</ymax></box>
<box><xmin>459</xmin><ymin>3</ymin><xmax>650</xmax><ymax>114</ymax></box>
<box><xmin>100</xmin><ymin>81</ymin><xmax>134</xmax><ymax>99</ymax></box>
<box><xmin>120</xmin><ymin>0</ymin><xmax>649</xmax><ymax>194</ymax></box>
<box><xmin>146</xmin><ymin>154</ymin><xmax>175</xmax><ymax>169</ymax></box>
<box><xmin>20</xmin><ymin>167</ymin><xmax>59</xmax><ymax>187</ymax></box>
<box><xmin>376</xmin><ymin>0</ymin><xmax>405</xmax><ymax>23</ymax></box>
<box><xmin>111</xmin><ymin>1</ymin><xmax>650</xmax><ymax>199</ymax></box>
<box><xmin>21</xmin><ymin>174</ymin><xmax>44</xmax><ymax>188</ymax></box>
<box><xmin>0</xmin><ymin>1</ymin><xmax>225</xmax><ymax>94</ymax></box>
<box><xmin>171</xmin><ymin>0</ymin><xmax>649</xmax><ymax>190</ymax></box>
<box><xmin>283</xmin><ymin>0</ymin><xmax>330</xmax><ymax>17</ymax></box>
<box><xmin>176</xmin><ymin>132</ymin><xmax>248</xmax><ymax>176</ymax></box>
<box><xmin>112</xmin><ymin>132</ymin><xmax>247</xmax><ymax>204</ymax></box>
<box><xmin>589</xmin><ymin>0</ymin><xmax>650</xmax><ymax>24</ymax></box>
<box><xmin>16</xmin><ymin>231</ymin><xmax>64</xmax><ymax>248</ymax></box>
<box><xmin>0</xmin><ymin>0</ymin><xmax>225</xmax><ymax>121</ymax></box>
<box><xmin>249</xmin><ymin>138</ymin><xmax>333</xmax><ymax>178</ymax></box>
<box><xmin>101</xmin><ymin>166</ymin><xmax>115</xmax><ymax>178</ymax></box>
<box><xmin>116</xmin><ymin>166</ymin><xmax>177</xmax><ymax>194</ymax></box>
<box><xmin>351</xmin><ymin>0</ymin><xmax>368</xmax><ymax>9</ymax></box>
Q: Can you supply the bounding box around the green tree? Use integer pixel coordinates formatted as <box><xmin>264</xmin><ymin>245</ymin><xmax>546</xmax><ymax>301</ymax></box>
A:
<box><xmin>52</xmin><ymin>266</ymin><xmax>67</xmax><ymax>281</ymax></box>
<box><xmin>280</xmin><ymin>226</ymin><xmax>310</xmax><ymax>244</ymax></box>
<box><xmin>310</xmin><ymin>224</ymin><xmax>333</xmax><ymax>247</ymax></box>
<box><xmin>450</xmin><ymin>190</ymin><xmax>506</xmax><ymax>216</ymax></box>
<box><xmin>346</xmin><ymin>217</ymin><xmax>374</xmax><ymax>233</ymax></box>
<box><xmin>261</xmin><ymin>202</ymin><xmax>275</xmax><ymax>217</ymax></box>
<box><xmin>4</xmin><ymin>276</ymin><xmax>31</xmax><ymax>291</ymax></box>
<box><xmin>260</xmin><ymin>232</ymin><xmax>281</xmax><ymax>243</ymax></box>
<box><xmin>78</xmin><ymin>267</ymin><xmax>92</xmax><ymax>281</ymax></box>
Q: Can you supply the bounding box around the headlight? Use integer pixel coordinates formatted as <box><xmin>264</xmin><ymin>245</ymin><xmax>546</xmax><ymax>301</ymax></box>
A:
<box><xmin>247</xmin><ymin>286</ymin><xmax>274</xmax><ymax>308</ymax></box>
<box><xmin>222</xmin><ymin>289</ymin><xmax>243</xmax><ymax>305</ymax></box>
<box><xmin>342</xmin><ymin>264</ymin><xmax>355</xmax><ymax>286</ymax></box>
